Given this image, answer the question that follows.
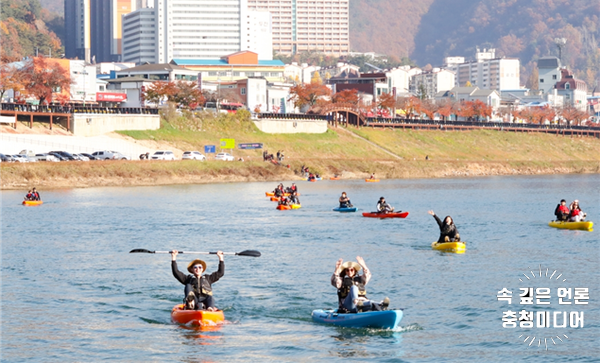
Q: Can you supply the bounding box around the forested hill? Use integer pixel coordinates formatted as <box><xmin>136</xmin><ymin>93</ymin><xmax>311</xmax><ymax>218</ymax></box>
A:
<box><xmin>351</xmin><ymin>0</ymin><xmax>599</xmax><ymax>87</ymax></box>
<box><xmin>0</xmin><ymin>0</ymin><xmax>64</xmax><ymax>61</ymax></box>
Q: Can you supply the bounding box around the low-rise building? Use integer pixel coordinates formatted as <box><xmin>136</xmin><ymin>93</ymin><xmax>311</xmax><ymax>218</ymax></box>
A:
<box><xmin>410</xmin><ymin>68</ymin><xmax>455</xmax><ymax>99</ymax></box>
<box><xmin>554</xmin><ymin>68</ymin><xmax>587</xmax><ymax>111</ymax></box>
<box><xmin>284</xmin><ymin>63</ymin><xmax>322</xmax><ymax>84</ymax></box>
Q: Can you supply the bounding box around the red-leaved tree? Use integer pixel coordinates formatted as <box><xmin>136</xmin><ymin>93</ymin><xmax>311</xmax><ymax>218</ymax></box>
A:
<box><xmin>288</xmin><ymin>82</ymin><xmax>331</xmax><ymax>110</ymax></box>
<box><xmin>20</xmin><ymin>56</ymin><xmax>71</xmax><ymax>105</ymax></box>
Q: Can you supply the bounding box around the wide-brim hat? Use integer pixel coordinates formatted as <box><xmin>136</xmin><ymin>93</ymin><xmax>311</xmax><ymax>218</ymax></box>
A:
<box><xmin>187</xmin><ymin>259</ymin><xmax>207</xmax><ymax>273</ymax></box>
<box><xmin>341</xmin><ymin>261</ymin><xmax>361</xmax><ymax>273</ymax></box>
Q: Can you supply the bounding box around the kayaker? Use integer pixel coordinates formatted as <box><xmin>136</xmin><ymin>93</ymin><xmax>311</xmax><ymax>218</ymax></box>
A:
<box><xmin>376</xmin><ymin>197</ymin><xmax>394</xmax><ymax>213</ymax></box>
<box><xmin>278</xmin><ymin>196</ymin><xmax>290</xmax><ymax>206</ymax></box>
<box><xmin>32</xmin><ymin>187</ymin><xmax>41</xmax><ymax>201</ymax></box>
<box><xmin>171</xmin><ymin>250</ymin><xmax>224</xmax><ymax>311</ymax></box>
<box><xmin>428</xmin><ymin>210</ymin><xmax>460</xmax><ymax>242</ymax></box>
<box><xmin>289</xmin><ymin>191</ymin><xmax>300</xmax><ymax>205</ymax></box>
<box><xmin>339</xmin><ymin>192</ymin><xmax>353</xmax><ymax>208</ymax></box>
<box><xmin>568</xmin><ymin>200</ymin><xmax>586</xmax><ymax>222</ymax></box>
<box><xmin>24</xmin><ymin>189</ymin><xmax>33</xmax><ymax>201</ymax></box>
<box><xmin>369</xmin><ymin>173</ymin><xmax>375</xmax><ymax>180</ymax></box>
<box><xmin>331</xmin><ymin>257</ymin><xmax>389</xmax><ymax>313</ymax></box>
<box><xmin>554</xmin><ymin>199</ymin><xmax>570</xmax><ymax>221</ymax></box>
<box><xmin>286</xmin><ymin>183</ymin><xmax>298</xmax><ymax>194</ymax></box>
<box><xmin>274</xmin><ymin>184</ymin><xmax>284</xmax><ymax>197</ymax></box>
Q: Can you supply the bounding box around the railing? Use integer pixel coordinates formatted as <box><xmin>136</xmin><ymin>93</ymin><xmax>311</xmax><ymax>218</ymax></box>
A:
<box><xmin>363</xmin><ymin>117</ymin><xmax>600</xmax><ymax>131</ymax></box>
<box><xmin>0</xmin><ymin>103</ymin><xmax>159</xmax><ymax>115</ymax></box>
<box><xmin>257</xmin><ymin>113</ymin><xmax>331</xmax><ymax>121</ymax></box>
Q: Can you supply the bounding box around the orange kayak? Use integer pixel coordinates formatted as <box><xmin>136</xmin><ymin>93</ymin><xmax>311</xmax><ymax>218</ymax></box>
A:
<box><xmin>277</xmin><ymin>205</ymin><xmax>292</xmax><ymax>210</ymax></box>
<box><xmin>330</xmin><ymin>177</ymin><xmax>340</xmax><ymax>180</ymax></box>
<box><xmin>22</xmin><ymin>200</ymin><xmax>43</xmax><ymax>206</ymax></box>
<box><xmin>362</xmin><ymin>211</ymin><xmax>409</xmax><ymax>219</ymax></box>
<box><xmin>171</xmin><ymin>304</ymin><xmax>225</xmax><ymax>326</ymax></box>
<box><xmin>265</xmin><ymin>192</ymin><xmax>299</xmax><ymax>197</ymax></box>
<box><xmin>365</xmin><ymin>179</ymin><xmax>380</xmax><ymax>182</ymax></box>
<box><xmin>270</xmin><ymin>197</ymin><xmax>280</xmax><ymax>202</ymax></box>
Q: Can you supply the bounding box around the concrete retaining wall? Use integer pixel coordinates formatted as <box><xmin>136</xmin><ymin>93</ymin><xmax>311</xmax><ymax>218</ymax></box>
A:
<box><xmin>253</xmin><ymin>118</ymin><xmax>328</xmax><ymax>134</ymax></box>
<box><xmin>71</xmin><ymin>114</ymin><xmax>160</xmax><ymax>136</ymax></box>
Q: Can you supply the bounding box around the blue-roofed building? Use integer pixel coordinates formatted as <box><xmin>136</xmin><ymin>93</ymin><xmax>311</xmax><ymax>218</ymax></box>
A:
<box><xmin>170</xmin><ymin>51</ymin><xmax>285</xmax><ymax>83</ymax></box>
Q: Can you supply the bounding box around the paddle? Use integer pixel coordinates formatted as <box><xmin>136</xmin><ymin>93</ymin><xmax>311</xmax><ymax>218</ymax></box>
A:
<box><xmin>129</xmin><ymin>248</ymin><xmax>261</xmax><ymax>257</ymax></box>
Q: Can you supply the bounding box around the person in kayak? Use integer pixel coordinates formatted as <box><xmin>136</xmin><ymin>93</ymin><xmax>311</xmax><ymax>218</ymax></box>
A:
<box><xmin>278</xmin><ymin>196</ymin><xmax>290</xmax><ymax>206</ymax></box>
<box><xmin>428</xmin><ymin>210</ymin><xmax>460</xmax><ymax>242</ymax></box>
<box><xmin>339</xmin><ymin>192</ymin><xmax>353</xmax><ymax>208</ymax></box>
<box><xmin>286</xmin><ymin>183</ymin><xmax>298</xmax><ymax>194</ymax></box>
<box><xmin>369</xmin><ymin>173</ymin><xmax>375</xmax><ymax>180</ymax></box>
<box><xmin>554</xmin><ymin>199</ymin><xmax>570</xmax><ymax>221</ymax></box>
<box><xmin>274</xmin><ymin>183</ymin><xmax>284</xmax><ymax>197</ymax></box>
<box><xmin>289</xmin><ymin>191</ymin><xmax>300</xmax><ymax>205</ymax></box>
<box><xmin>24</xmin><ymin>189</ymin><xmax>33</xmax><ymax>201</ymax></box>
<box><xmin>331</xmin><ymin>257</ymin><xmax>389</xmax><ymax>313</ymax></box>
<box><xmin>376</xmin><ymin>197</ymin><xmax>394</xmax><ymax>213</ymax></box>
<box><xmin>32</xmin><ymin>187</ymin><xmax>41</xmax><ymax>201</ymax></box>
<box><xmin>171</xmin><ymin>250</ymin><xmax>224</xmax><ymax>311</ymax></box>
<box><xmin>568</xmin><ymin>200</ymin><xmax>586</xmax><ymax>222</ymax></box>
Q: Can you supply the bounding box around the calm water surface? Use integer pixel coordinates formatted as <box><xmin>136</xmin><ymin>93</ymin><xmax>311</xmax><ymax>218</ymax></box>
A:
<box><xmin>1</xmin><ymin>175</ymin><xmax>599</xmax><ymax>362</ymax></box>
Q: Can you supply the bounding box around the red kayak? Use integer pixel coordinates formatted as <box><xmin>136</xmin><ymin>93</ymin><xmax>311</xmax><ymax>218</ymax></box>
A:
<box><xmin>362</xmin><ymin>211</ymin><xmax>409</xmax><ymax>219</ymax></box>
<box><xmin>171</xmin><ymin>304</ymin><xmax>225</xmax><ymax>326</ymax></box>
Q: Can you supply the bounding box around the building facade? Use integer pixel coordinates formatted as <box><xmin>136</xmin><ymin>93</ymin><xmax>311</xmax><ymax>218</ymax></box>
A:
<box><xmin>122</xmin><ymin>8</ymin><xmax>157</xmax><ymax>64</ymax></box>
<box><xmin>410</xmin><ymin>68</ymin><xmax>455</xmax><ymax>99</ymax></box>
<box><xmin>444</xmin><ymin>49</ymin><xmax>520</xmax><ymax>91</ymax></box>
<box><xmin>247</xmin><ymin>0</ymin><xmax>350</xmax><ymax>55</ymax></box>
<box><xmin>537</xmin><ymin>57</ymin><xmax>562</xmax><ymax>94</ymax></box>
<box><xmin>555</xmin><ymin>68</ymin><xmax>588</xmax><ymax>111</ymax></box>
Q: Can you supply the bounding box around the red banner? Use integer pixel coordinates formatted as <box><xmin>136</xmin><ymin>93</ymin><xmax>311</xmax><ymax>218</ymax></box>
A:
<box><xmin>96</xmin><ymin>92</ymin><xmax>127</xmax><ymax>102</ymax></box>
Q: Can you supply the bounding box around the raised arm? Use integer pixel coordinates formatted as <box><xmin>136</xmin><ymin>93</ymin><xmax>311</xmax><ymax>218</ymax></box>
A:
<box><xmin>331</xmin><ymin>258</ymin><xmax>343</xmax><ymax>288</ymax></box>
<box><xmin>356</xmin><ymin>256</ymin><xmax>371</xmax><ymax>285</ymax></box>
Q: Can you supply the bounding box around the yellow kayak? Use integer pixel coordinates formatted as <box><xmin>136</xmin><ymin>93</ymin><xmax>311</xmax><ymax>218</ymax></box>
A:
<box><xmin>548</xmin><ymin>220</ymin><xmax>593</xmax><ymax>231</ymax></box>
<box><xmin>290</xmin><ymin>204</ymin><xmax>302</xmax><ymax>209</ymax></box>
<box><xmin>431</xmin><ymin>241</ymin><xmax>466</xmax><ymax>254</ymax></box>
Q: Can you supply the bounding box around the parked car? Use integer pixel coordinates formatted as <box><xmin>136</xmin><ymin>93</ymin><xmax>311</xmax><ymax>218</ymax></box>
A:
<box><xmin>182</xmin><ymin>151</ymin><xmax>206</xmax><ymax>161</ymax></box>
<box><xmin>151</xmin><ymin>150</ymin><xmax>176</xmax><ymax>160</ymax></box>
<box><xmin>215</xmin><ymin>152</ymin><xmax>234</xmax><ymax>161</ymax></box>
<box><xmin>35</xmin><ymin>153</ymin><xmax>60</xmax><ymax>162</ymax></box>
<box><xmin>12</xmin><ymin>154</ymin><xmax>30</xmax><ymax>162</ymax></box>
<box><xmin>91</xmin><ymin>150</ymin><xmax>128</xmax><ymax>160</ymax></box>
<box><xmin>0</xmin><ymin>153</ymin><xmax>15</xmax><ymax>162</ymax></box>
<box><xmin>80</xmin><ymin>153</ymin><xmax>97</xmax><ymax>160</ymax></box>
<box><xmin>48</xmin><ymin>152</ymin><xmax>68</xmax><ymax>161</ymax></box>
<box><xmin>49</xmin><ymin>150</ymin><xmax>76</xmax><ymax>160</ymax></box>
<box><xmin>73</xmin><ymin>153</ymin><xmax>90</xmax><ymax>161</ymax></box>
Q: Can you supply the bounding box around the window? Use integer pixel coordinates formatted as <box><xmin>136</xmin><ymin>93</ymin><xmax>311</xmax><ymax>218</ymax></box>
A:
<box><xmin>540</xmin><ymin>79</ymin><xmax>544</xmax><ymax>83</ymax></box>
<box><xmin>565</xmin><ymin>83</ymin><xmax>570</xmax><ymax>89</ymax></box>
<box><xmin>552</xmin><ymin>75</ymin><xmax>557</xmax><ymax>80</ymax></box>
<box><xmin>241</xmin><ymin>87</ymin><xmax>246</xmax><ymax>95</ymax></box>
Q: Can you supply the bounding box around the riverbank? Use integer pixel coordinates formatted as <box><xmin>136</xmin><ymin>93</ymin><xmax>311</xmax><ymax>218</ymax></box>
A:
<box><xmin>2</xmin><ymin>120</ymin><xmax>599</xmax><ymax>190</ymax></box>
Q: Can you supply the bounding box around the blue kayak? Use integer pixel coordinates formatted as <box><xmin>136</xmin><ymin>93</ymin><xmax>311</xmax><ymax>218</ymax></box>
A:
<box><xmin>311</xmin><ymin>309</ymin><xmax>403</xmax><ymax>329</ymax></box>
<box><xmin>333</xmin><ymin>206</ymin><xmax>357</xmax><ymax>212</ymax></box>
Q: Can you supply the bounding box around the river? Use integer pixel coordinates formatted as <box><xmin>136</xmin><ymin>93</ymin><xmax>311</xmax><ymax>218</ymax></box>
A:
<box><xmin>1</xmin><ymin>175</ymin><xmax>598</xmax><ymax>362</ymax></box>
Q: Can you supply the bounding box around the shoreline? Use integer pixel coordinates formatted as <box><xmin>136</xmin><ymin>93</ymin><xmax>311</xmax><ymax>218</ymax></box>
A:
<box><xmin>1</xmin><ymin>159</ymin><xmax>598</xmax><ymax>190</ymax></box>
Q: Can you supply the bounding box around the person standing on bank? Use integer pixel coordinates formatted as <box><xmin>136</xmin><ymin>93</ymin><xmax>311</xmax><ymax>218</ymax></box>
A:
<box><xmin>331</xmin><ymin>256</ymin><xmax>389</xmax><ymax>313</ymax></box>
<box><xmin>171</xmin><ymin>250</ymin><xmax>224</xmax><ymax>311</ymax></box>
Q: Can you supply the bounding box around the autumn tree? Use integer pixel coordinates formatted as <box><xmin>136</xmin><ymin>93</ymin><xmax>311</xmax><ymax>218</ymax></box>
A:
<box><xmin>0</xmin><ymin>61</ymin><xmax>25</xmax><ymax>100</ymax></box>
<box><xmin>20</xmin><ymin>56</ymin><xmax>71</xmax><ymax>105</ymax></box>
<box><xmin>436</xmin><ymin>100</ymin><xmax>454</xmax><ymax>121</ymax></box>
<box><xmin>288</xmin><ymin>82</ymin><xmax>331</xmax><ymax>110</ymax></box>
<box><xmin>561</xmin><ymin>105</ymin><xmax>589</xmax><ymax>126</ymax></box>
<box><xmin>471</xmin><ymin>100</ymin><xmax>493</xmax><ymax>121</ymax></box>
<box><xmin>396</xmin><ymin>96</ymin><xmax>422</xmax><ymax>119</ymax></box>
<box><xmin>173</xmin><ymin>80</ymin><xmax>205</xmax><ymax>109</ymax></box>
<box><xmin>143</xmin><ymin>81</ymin><xmax>177</xmax><ymax>106</ymax></box>
<box><xmin>377</xmin><ymin>92</ymin><xmax>395</xmax><ymax>114</ymax></box>
<box><xmin>332</xmin><ymin>89</ymin><xmax>359</xmax><ymax>105</ymax></box>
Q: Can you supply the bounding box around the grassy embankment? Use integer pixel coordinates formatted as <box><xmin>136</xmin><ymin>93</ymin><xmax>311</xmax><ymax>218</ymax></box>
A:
<box><xmin>1</xmin><ymin>111</ymin><xmax>599</xmax><ymax>189</ymax></box>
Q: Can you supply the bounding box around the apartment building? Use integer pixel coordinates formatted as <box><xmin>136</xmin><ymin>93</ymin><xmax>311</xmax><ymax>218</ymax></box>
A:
<box><xmin>537</xmin><ymin>57</ymin><xmax>562</xmax><ymax>94</ymax></box>
<box><xmin>65</xmin><ymin>0</ymin><xmax>136</xmax><ymax>63</ymax></box>
<box><xmin>410</xmin><ymin>68</ymin><xmax>455</xmax><ymax>99</ymax></box>
<box><xmin>122</xmin><ymin>8</ymin><xmax>157</xmax><ymax>64</ymax></box>
<box><xmin>248</xmin><ymin>0</ymin><xmax>350</xmax><ymax>55</ymax></box>
<box><xmin>444</xmin><ymin>48</ymin><xmax>520</xmax><ymax>91</ymax></box>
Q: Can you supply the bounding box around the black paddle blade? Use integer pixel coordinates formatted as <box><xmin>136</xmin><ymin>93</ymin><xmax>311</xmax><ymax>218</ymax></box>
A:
<box><xmin>236</xmin><ymin>250</ymin><xmax>261</xmax><ymax>257</ymax></box>
<box><xmin>129</xmin><ymin>249</ymin><xmax>154</xmax><ymax>253</ymax></box>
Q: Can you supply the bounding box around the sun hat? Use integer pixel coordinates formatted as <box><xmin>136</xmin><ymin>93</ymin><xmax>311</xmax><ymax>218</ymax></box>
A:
<box><xmin>341</xmin><ymin>261</ymin><xmax>362</xmax><ymax>273</ymax></box>
<box><xmin>187</xmin><ymin>259</ymin><xmax>207</xmax><ymax>273</ymax></box>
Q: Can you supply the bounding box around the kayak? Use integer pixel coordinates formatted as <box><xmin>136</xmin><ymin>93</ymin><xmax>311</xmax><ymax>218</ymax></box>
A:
<box><xmin>265</xmin><ymin>192</ymin><xmax>299</xmax><ymax>197</ymax></box>
<box><xmin>270</xmin><ymin>197</ymin><xmax>280</xmax><ymax>202</ymax></box>
<box><xmin>277</xmin><ymin>205</ymin><xmax>292</xmax><ymax>210</ymax></box>
<box><xmin>431</xmin><ymin>241</ymin><xmax>466</xmax><ymax>254</ymax></box>
<box><xmin>548</xmin><ymin>220</ymin><xmax>593</xmax><ymax>231</ymax></box>
<box><xmin>307</xmin><ymin>177</ymin><xmax>322</xmax><ymax>181</ymax></box>
<box><xmin>171</xmin><ymin>304</ymin><xmax>225</xmax><ymax>326</ymax></box>
<box><xmin>22</xmin><ymin>200</ymin><xmax>43</xmax><ymax>206</ymax></box>
<box><xmin>290</xmin><ymin>204</ymin><xmax>302</xmax><ymax>209</ymax></box>
<box><xmin>312</xmin><ymin>309</ymin><xmax>403</xmax><ymax>330</ymax></box>
<box><xmin>330</xmin><ymin>177</ymin><xmax>340</xmax><ymax>180</ymax></box>
<box><xmin>362</xmin><ymin>211</ymin><xmax>409</xmax><ymax>219</ymax></box>
<box><xmin>333</xmin><ymin>207</ymin><xmax>357</xmax><ymax>212</ymax></box>
<box><xmin>365</xmin><ymin>179</ymin><xmax>380</xmax><ymax>182</ymax></box>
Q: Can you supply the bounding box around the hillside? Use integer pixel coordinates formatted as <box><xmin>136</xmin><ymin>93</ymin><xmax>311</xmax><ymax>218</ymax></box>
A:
<box><xmin>350</xmin><ymin>0</ymin><xmax>599</xmax><ymax>87</ymax></box>
<box><xmin>0</xmin><ymin>0</ymin><xmax>63</xmax><ymax>61</ymax></box>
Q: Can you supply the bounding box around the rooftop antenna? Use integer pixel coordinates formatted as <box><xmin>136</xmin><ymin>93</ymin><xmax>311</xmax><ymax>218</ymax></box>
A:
<box><xmin>554</xmin><ymin>38</ymin><xmax>567</xmax><ymax>64</ymax></box>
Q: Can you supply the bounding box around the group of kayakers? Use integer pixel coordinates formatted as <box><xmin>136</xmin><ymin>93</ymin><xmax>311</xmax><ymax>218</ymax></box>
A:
<box><xmin>272</xmin><ymin>183</ymin><xmax>300</xmax><ymax>206</ymax></box>
<box><xmin>554</xmin><ymin>199</ymin><xmax>587</xmax><ymax>222</ymax></box>
<box><xmin>24</xmin><ymin>187</ymin><xmax>41</xmax><ymax>201</ymax></box>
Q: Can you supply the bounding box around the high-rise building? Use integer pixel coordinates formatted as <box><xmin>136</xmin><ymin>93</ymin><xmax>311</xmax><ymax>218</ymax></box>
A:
<box><xmin>155</xmin><ymin>0</ymin><xmax>249</xmax><ymax>63</ymax></box>
<box><xmin>247</xmin><ymin>0</ymin><xmax>350</xmax><ymax>56</ymax></box>
<box><xmin>444</xmin><ymin>48</ymin><xmax>520</xmax><ymax>91</ymax></box>
<box><xmin>64</xmin><ymin>0</ymin><xmax>136</xmax><ymax>63</ymax></box>
<box><xmin>122</xmin><ymin>8</ymin><xmax>157</xmax><ymax>64</ymax></box>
